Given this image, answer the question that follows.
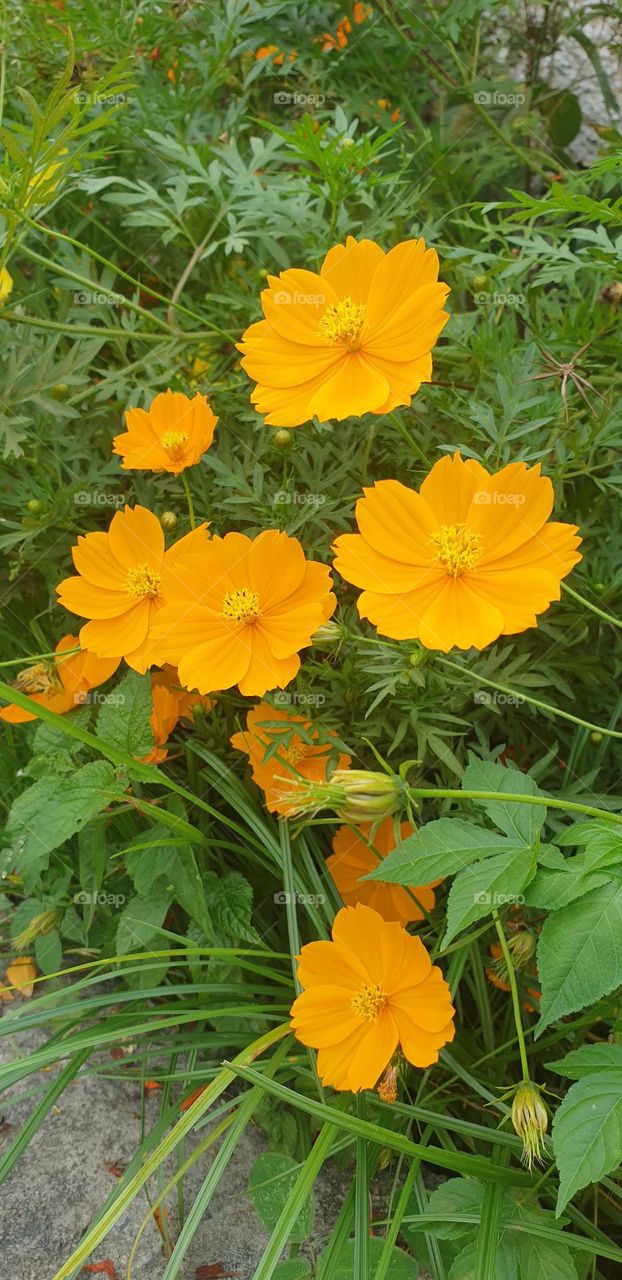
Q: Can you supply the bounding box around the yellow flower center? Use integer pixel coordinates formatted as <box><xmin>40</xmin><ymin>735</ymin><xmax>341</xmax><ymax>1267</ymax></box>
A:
<box><xmin>126</xmin><ymin>564</ymin><xmax>162</xmax><ymax>599</ymax></box>
<box><xmin>284</xmin><ymin>738</ymin><xmax>306</xmax><ymax>766</ymax></box>
<box><xmin>14</xmin><ymin>662</ymin><xmax>55</xmax><ymax>694</ymax></box>
<box><xmin>222</xmin><ymin>587</ymin><xmax>261</xmax><ymax>624</ymax></box>
<box><xmin>430</xmin><ymin>523</ymin><xmax>482</xmax><ymax>578</ymax></box>
<box><xmin>161</xmin><ymin>430</ymin><xmax>189</xmax><ymax>458</ymax></box>
<box><xmin>318</xmin><ymin>296</ymin><xmax>366</xmax><ymax>350</ymax></box>
<box><xmin>351</xmin><ymin>982</ymin><xmax>388</xmax><ymax>1022</ymax></box>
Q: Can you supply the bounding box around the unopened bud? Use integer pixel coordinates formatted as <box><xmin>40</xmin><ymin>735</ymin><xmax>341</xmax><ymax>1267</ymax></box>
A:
<box><xmin>311</xmin><ymin>620</ymin><xmax>343</xmax><ymax>652</ymax></box>
<box><xmin>274</xmin><ymin>768</ymin><xmax>402</xmax><ymax>823</ymax></box>
<box><xmin>13</xmin><ymin>907</ymin><xmax>60</xmax><ymax>952</ymax></box>
<box><xmin>511</xmin><ymin>1082</ymin><xmax>549</xmax><ymax>1169</ymax></box>
<box><xmin>160</xmin><ymin>510</ymin><xmax>178</xmax><ymax>531</ymax></box>
<box><xmin>273</xmin><ymin>429</ymin><xmax>294</xmax><ymax>451</ymax></box>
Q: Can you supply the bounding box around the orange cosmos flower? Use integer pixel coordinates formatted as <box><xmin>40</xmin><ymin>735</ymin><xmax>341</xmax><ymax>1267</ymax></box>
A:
<box><xmin>56</xmin><ymin>507</ymin><xmax>209</xmax><ymax>674</ymax></box>
<box><xmin>113</xmin><ymin>390</ymin><xmax>218</xmax><ymax>474</ymax></box>
<box><xmin>237</xmin><ymin>235</ymin><xmax>449</xmax><ymax>426</ymax></box>
<box><xmin>327</xmin><ymin>819</ymin><xmax>440</xmax><ymax>924</ymax></box>
<box><xmin>231</xmin><ymin>701</ymin><xmax>350</xmax><ymax>815</ymax></box>
<box><xmin>143</xmin><ymin>667</ymin><xmax>213</xmax><ymax>765</ymax></box>
<box><xmin>290</xmin><ymin>903</ymin><xmax>455</xmax><ymax>1091</ymax></box>
<box><xmin>151</xmin><ymin>530</ymin><xmax>335</xmax><ymax>697</ymax></box>
<box><xmin>255</xmin><ymin>45</ymin><xmax>297</xmax><ymax>64</ymax></box>
<box><xmin>332</xmin><ymin>452</ymin><xmax>582</xmax><ymax>651</ymax></box>
<box><xmin>0</xmin><ymin>635</ymin><xmax>120</xmax><ymax>724</ymax></box>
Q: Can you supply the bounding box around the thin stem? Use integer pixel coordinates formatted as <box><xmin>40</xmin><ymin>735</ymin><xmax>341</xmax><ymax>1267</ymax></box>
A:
<box><xmin>562</xmin><ymin>581</ymin><xmax>622</xmax><ymax>630</ymax></box>
<box><xmin>388</xmin><ymin>413</ymin><xmax>430</xmax><ymax>467</ymax></box>
<box><xmin>181</xmin><ymin>472</ymin><xmax>196</xmax><ymax>530</ymax></box>
<box><xmin>492</xmin><ymin>911</ymin><xmax>530</xmax><ymax>1082</ymax></box>
<box><xmin>405</xmin><ymin>786</ymin><xmax>622</xmax><ymax>827</ymax></box>
<box><xmin>0</xmin><ymin>647</ymin><xmax>80</xmax><ymax>669</ymax></box>
<box><xmin>437</xmin><ymin>656</ymin><xmax>622</xmax><ymax>741</ymax></box>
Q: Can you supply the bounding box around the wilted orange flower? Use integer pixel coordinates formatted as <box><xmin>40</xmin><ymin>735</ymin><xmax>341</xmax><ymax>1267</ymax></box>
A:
<box><xmin>332</xmin><ymin>452</ymin><xmax>582</xmax><ymax>651</ymax></box>
<box><xmin>290</xmin><ymin>903</ymin><xmax>455</xmax><ymax>1091</ymax></box>
<box><xmin>237</xmin><ymin>235</ymin><xmax>449</xmax><ymax>426</ymax></box>
<box><xmin>0</xmin><ymin>635</ymin><xmax>119</xmax><ymax>724</ymax></box>
<box><xmin>255</xmin><ymin>45</ymin><xmax>297</xmax><ymax>64</ymax></box>
<box><xmin>56</xmin><ymin>507</ymin><xmax>209</xmax><ymax>673</ymax></box>
<box><xmin>231</xmin><ymin>701</ymin><xmax>350</xmax><ymax>815</ymax></box>
<box><xmin>144</xmin><ymin>666</ymin><xmax>213</xmax><ymax>764</ymax></box>
<box><xmin>6</xmin><ymin>956</ymin><xmax>37</xmax><ymax>997</ymax></box>
<box><xmin>151</xmin><ymin>530</ymin><xmax>335</xmax><ymax>696</ymax></box>
<box><xmin>486</xmin><ymin>941</ymin><xmax>540</xmax><ymax>1012</ymax></box>
<box><xmin>327</xmin><ymin>819</ymin><xmax>440</xmax><ymax>924</ymax></box>
<box><xmin>113</xmin><ymin>390</ymin><xmax>218</xmax><ymax>474</ymax></box>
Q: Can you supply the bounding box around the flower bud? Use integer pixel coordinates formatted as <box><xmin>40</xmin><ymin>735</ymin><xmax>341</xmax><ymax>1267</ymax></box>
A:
<box><xmin>273</xmin><ymin>429</ymin><xmax>294</xmax><ymax>451</ymax></box>
<box><xmin>333</xmin><ymin>770</ymin><xmax>402</xmax><ymax>823</ymax></box>
<box><xmin>160</xmin><ymin>510</ymin><xmax>178</xmax><ymax>531</ymax></box>
<box><xmin>311</xmin><ymin>620</ymin><xmax>343</xmax><ymax>652</ymax></box>
<box><xmin>13</xmin><ymin>907</ymin><xmax>61</xmax><ymax>952</ymax></box>
<box><xmin>511</xmin><ymin>1082</ymin><xmax>549</xmax><ymax>1169</ymax></box>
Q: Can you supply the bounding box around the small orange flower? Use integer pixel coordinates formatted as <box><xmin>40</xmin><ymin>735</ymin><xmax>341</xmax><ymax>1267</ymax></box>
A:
<box><xmin>0</xmin><ymin>635</ymin><xmax>119</xmax><ymax>723</ymax></box>
<box><xmin>151</xmin><ymin>530</ymin><xmax>335</xmax><ymax>696</ymax></box>
<box><xmin>327</xmin><ymin>819</ymin><xmax>440</xmax><ymax>924</ymax></box>
<box><xmin>6</xmin><ymin>956</ymin><xmax>37</xmax><ymax>997</ymax></box>
<box><xmin>255</xmin><ymin>45</ymin><xmax>297</xmax><ymax>65</ymax></box>
<box><xmin>231</xmin><ymin>701</ymin><xmax>350</xmax><ymax>815</ymax></box>
<box><xmin>237</xmin><ymin>235</ymin><xmax>449</xmax><ymax>426</ymax></box>
<box><xmin>143</xmin><ymin>666</ymin><xmax>213</xmax><ymax>764</ymax></box>
<box><xmin>290</xmin><ymin>903</ymin><xmax>455</xmax><ymax>1091</ymax></box>
<box><xmin>56</xmin><ymin>507</ymin><xmax>209</xmax><ymax>673</ymax></box>
<box><xmin>113</xmin><ymin>390</ymin><xmax>218</xmax><ymax>474</ymax></box>
<box><xmin>332</xmin><ymin>452</ymin><xmax>582</xmax><ymax>651</ymax></box>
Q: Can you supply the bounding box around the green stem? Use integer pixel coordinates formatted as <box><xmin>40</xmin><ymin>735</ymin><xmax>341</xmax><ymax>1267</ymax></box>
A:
<box><xmin>388</xmin><ymin>413</ymin><xmax>430</xmax><ymax>467</ymax></box>
<box><xmin>0</xmin><ymin>647</ymin><xmax>80</xmax><ymax>669</ymax></box>
<box><xmin>492</xmin><ymin>911</ymin><xmax>530</xmax><ymax>1082</ymax></box>
<box><xmin>19</xmin><ymin>244</ymin><xmax>176</xmax><ymax>334</ymax></box>
<box><xmin>405</xmin><ymin>785</ymin><xmax>622</xmax><ymax>826</ymax></box>
<box><xmin>562</xmin><ymin>581</ymin><xmax>622</xmax><ymax>630</ymax></box>
<box><xmin>181</xmin><ymin>472</ymin><xmax>196</xmax><ymax>530</ymax></box>
<box><xmin>437</xmin><ymin>655</ymin><xmax>622</xmax><ymax>741</ymax></box>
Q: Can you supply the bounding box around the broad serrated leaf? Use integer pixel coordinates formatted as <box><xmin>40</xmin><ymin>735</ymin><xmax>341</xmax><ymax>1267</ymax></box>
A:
<box><xmin>536</xmin><ymin>882</ymin><xmax>622</xmax><ymax>1034</ymax></box>
<box><xmin>96</xmin><ymin>669</ymin><xmax>153</xmax><ymax>757</ymax></box>
<box><xmin>116</xmin><ymin>890</ymin><xmax>172</xmax><ymax>956</ymax></box>
<box><xmin>547</xmin><ymin>1042</ymin><xmax>622</xmax><ymax>1079</ymax></box>
<box><xmin>4</xmin><ymin>762</ymin><xmax>124</xmax><ymax>877</ymax></box>
<box><xmin>462</xmin><ymin>759</ymin><xmax>546</xmax><ymax>845</ymax></box>
<box><xmin>552</xmin><ymin>1071</ymin><xmax>622</xmax><ymax>1213</ymax></box>
<box><xmin>516</xmin><ymin>1235</ymin><xmax>578</xmax><ymax>1279</ymax></box>
<box><xmin>367</xmin><ymin>818</ymin><xmax>523</xmax><ymax>887</ymax></box>
<box><xmin>127</xmin><ymin>830</ymin><xmax>211</xmax><ymax>935</ymax></box>
<box><xmin>443</xmin><ymin>846</ymin><xmax>536</xmax><ymax>945</ymax></box>
<box><xmin>203</xmin><ymin>870</ymin><xmax>258</xmax><ymax>943</ymax></box>
<box><xmin>248</xmin><ymin>1153</ymin><xmax>314</xmax><ymax>1243</ymax></box>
